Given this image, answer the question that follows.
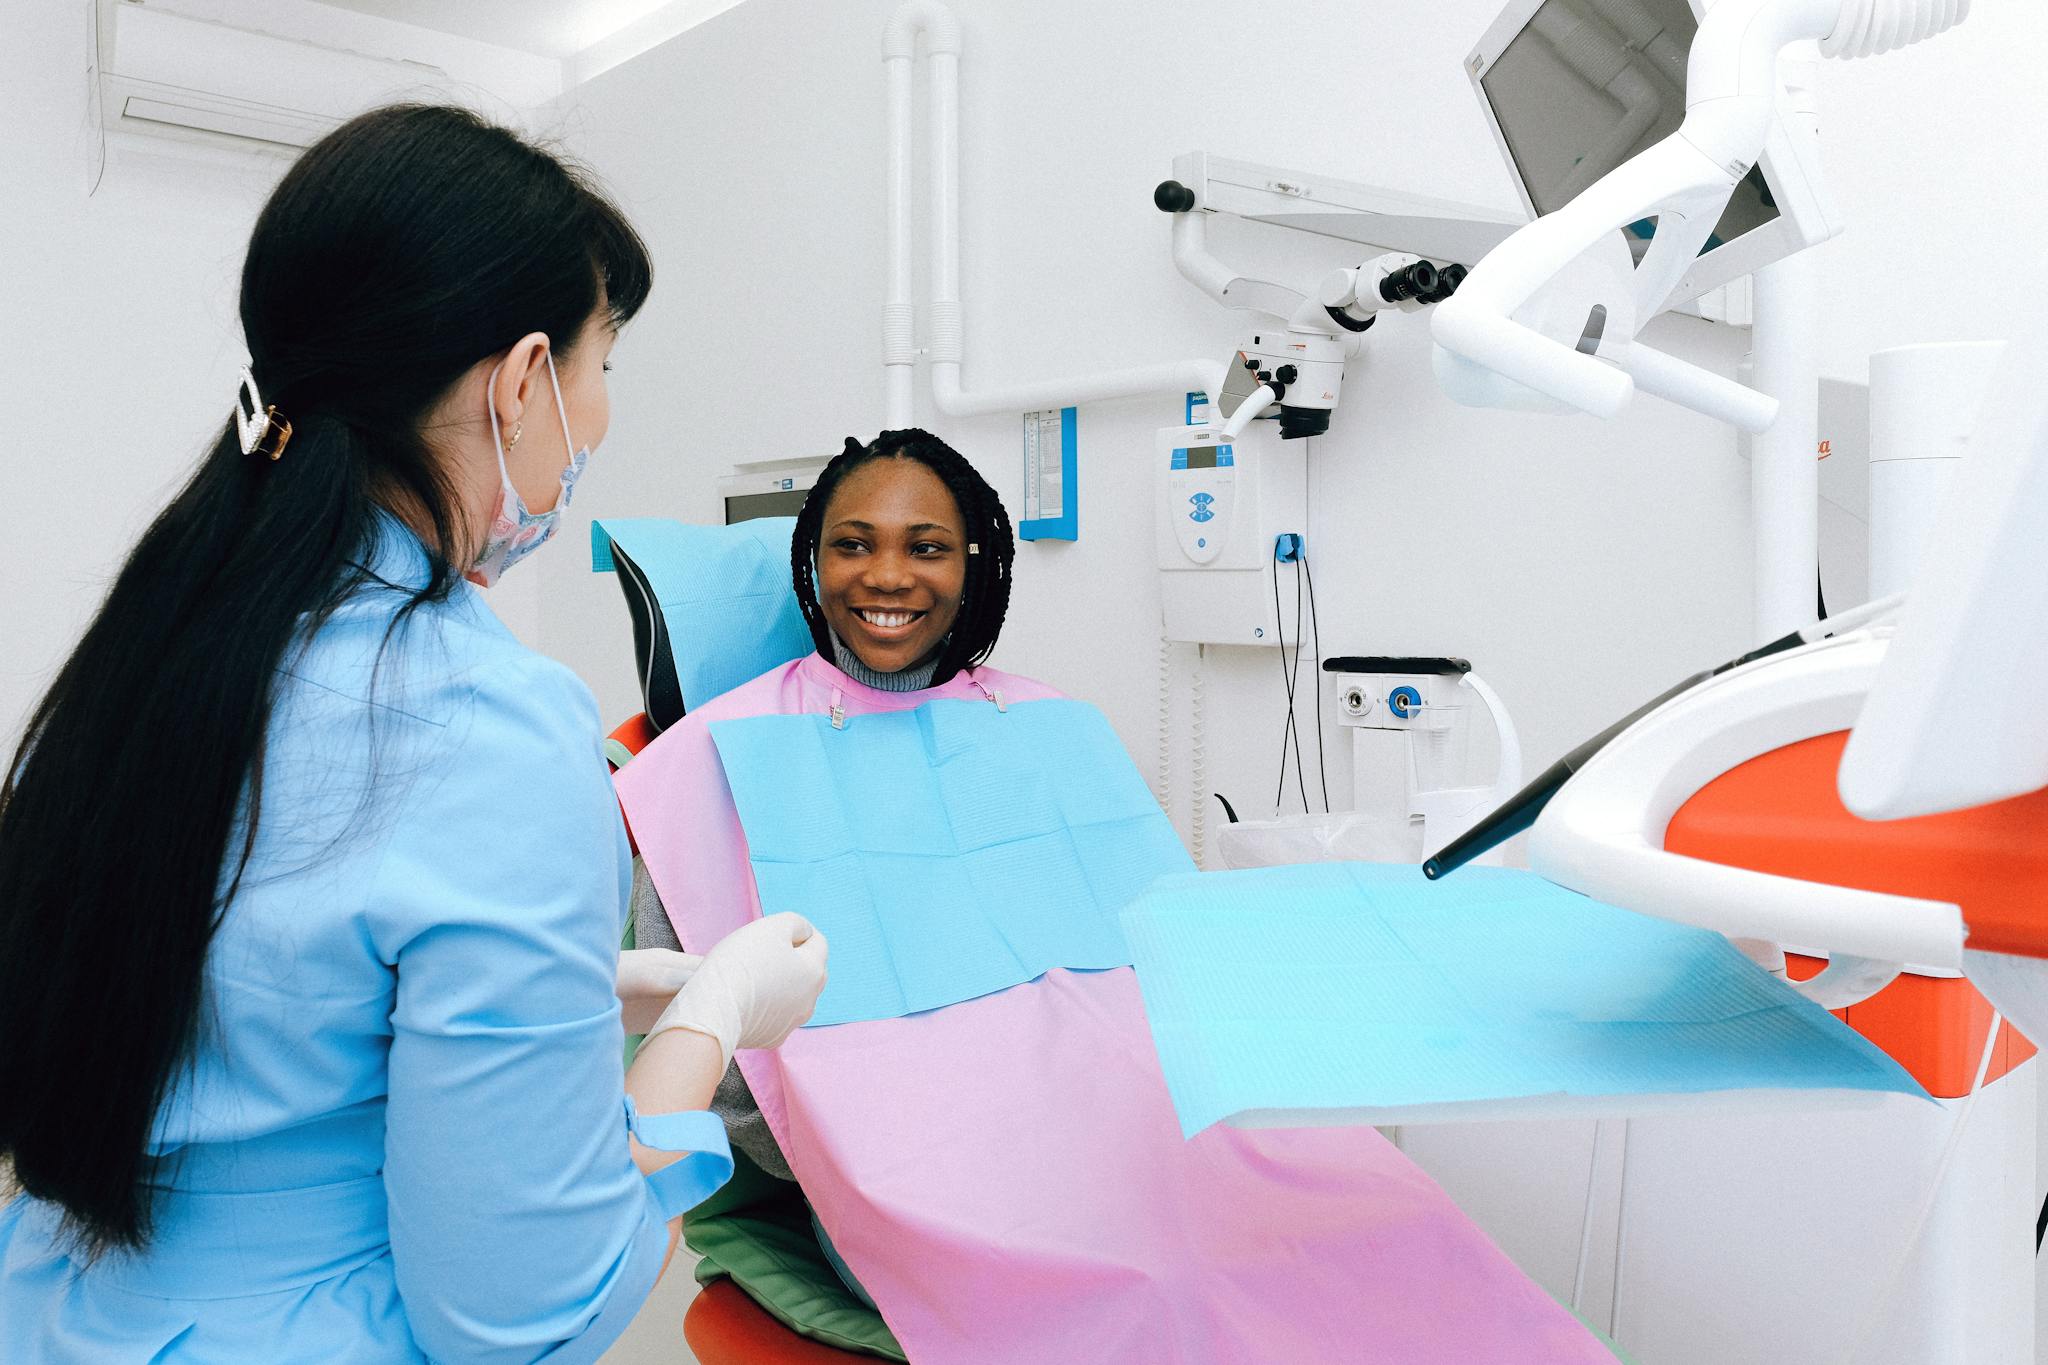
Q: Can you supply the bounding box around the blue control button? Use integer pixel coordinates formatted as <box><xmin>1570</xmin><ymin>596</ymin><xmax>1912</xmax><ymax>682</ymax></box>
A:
<box><xmin>1189</xmin><ymin>491</ymin><xmax>1215</xmax><ymax>523</ymax></box>
<box><xmin>1196</xmin><ymin>537</ymin><xmax>1207</xmax><ymax>548</ymax></box>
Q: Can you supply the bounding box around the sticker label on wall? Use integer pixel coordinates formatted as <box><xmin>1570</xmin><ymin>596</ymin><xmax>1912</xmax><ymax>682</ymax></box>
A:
<box><xmin>1020</xmin><ymin>407</ymin><xmax>1078</xmax><ymax>542</ymax></box>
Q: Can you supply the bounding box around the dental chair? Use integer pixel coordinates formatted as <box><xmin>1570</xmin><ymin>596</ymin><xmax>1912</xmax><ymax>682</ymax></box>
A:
<box><xmin>600</xmin><ymin>518</ymin><xmax>880</xmax><ymax>1364</ymax></box>
<box><xmin>608</xmin><ymin>710</ymin><xmax>875</xmax><ymax>1365</ymax></box>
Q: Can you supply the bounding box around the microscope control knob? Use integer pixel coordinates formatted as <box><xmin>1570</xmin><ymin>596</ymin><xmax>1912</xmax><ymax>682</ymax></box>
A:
<box><xmin>1275</xmin><ymin>365</ymin><xmax>1298</xmax><ymax>385</ymax></box>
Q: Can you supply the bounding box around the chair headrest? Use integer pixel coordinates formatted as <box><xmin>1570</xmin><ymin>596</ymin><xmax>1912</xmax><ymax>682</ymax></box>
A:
<box><xmin>592</xmin><ymin>517</ymin><xmax>813</xmax><ymax>732</ymax></box>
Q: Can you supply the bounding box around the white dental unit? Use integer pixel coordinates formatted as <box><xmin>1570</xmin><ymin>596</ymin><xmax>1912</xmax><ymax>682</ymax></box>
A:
<box><xmin>1423</xmin><ymin>1</ymin><xmax>2047</xmax><ymax>1362</ymax></box>
<box><xmin>868</xmin><ymin>0</ymin><xmax>2036</xmax><ymax>1357</ymax></box>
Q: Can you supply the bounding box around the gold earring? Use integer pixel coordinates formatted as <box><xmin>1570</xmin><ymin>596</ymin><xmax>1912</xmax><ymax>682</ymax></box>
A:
<box><xmin>507</xmin><ymin>420</ymin><xmax>523</xmax><ymax>451</ymax></box>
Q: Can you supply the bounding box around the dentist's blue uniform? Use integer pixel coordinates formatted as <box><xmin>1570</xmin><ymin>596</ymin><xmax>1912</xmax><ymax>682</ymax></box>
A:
<box><xmin>0</xmin><ymin>515</ymin><xmax>730</xmax><ymax>1362</ymax></box>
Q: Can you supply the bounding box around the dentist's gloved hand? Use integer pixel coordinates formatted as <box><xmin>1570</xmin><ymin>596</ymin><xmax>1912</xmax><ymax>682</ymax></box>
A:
<box><xmin>616</xmin><ymin>949</ymin><xmax>702</xmax><ymax>1035</ymax></box>
<box><xmin>644</xmin><ymin>912</ymin><xmax>828</xmax><ymax>1071</ymax></box>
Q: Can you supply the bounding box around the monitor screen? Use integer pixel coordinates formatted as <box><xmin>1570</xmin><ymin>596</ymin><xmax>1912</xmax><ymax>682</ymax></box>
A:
<box><xmin>1478</xmin><ymin>0</ymin><xmax>1779</xmax><ymax>261</ymax></box>
<box><xmin>724</xmin><ymin>489</ymin><xmax>812</xmax><ymax>524</ymax></box>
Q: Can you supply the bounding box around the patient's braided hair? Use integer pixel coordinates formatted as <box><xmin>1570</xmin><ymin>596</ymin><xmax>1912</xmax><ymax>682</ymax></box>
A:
<box><xmin>791</xmin><ymin>428</ymin><xmax>1014</xmax><ymax>686</ymax></box>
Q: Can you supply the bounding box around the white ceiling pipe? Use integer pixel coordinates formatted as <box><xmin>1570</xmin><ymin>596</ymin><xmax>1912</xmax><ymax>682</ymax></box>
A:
<box><xmin>884</xmin><ymin>0</ymin><xmax>1225</xmax><ymax>426</ymax></box>
<box><xmin>881</xmin><ymin>2</ymin><xmax>956</xmax><ymax>427</ymax></box>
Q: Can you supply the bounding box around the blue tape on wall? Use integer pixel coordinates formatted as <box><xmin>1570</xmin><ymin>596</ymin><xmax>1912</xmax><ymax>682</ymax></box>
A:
<box><xmin>1019</xmin><ymin>407</ymin><xmax>1079</xmax><ymax>543</ymax></box>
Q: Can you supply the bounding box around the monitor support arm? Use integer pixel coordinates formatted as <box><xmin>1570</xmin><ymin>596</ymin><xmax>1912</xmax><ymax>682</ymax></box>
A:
<box><xmin>1433</xmin><ymin>0</ymin><xmax>1970</xmax><ymax>431</ymax></box>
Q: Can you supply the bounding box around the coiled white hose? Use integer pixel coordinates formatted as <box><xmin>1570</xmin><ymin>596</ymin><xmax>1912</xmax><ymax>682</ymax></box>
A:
<box><xmin>1821</xmin><ymin>0</ymin><xmax>1969</xmax><ymax>58</ymax></box>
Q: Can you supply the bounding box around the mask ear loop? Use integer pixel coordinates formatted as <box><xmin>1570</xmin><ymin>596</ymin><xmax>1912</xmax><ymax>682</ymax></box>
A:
<box><xmin>484</xmin><ymin>359</ymin><xmax>512</xmax><ymax>483</ymax></box>
<box><xmin>542</xmin><ymin>352</ymin><xmax>585</xmax><ymax>498</ymax></box>
<box><xmin>486</xmin><ymin>350</ymin><xmax>584</xmax><ymax>513</ymax></box>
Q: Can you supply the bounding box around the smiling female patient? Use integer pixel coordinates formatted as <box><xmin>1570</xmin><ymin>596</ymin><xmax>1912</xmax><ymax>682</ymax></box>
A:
<box><xmin>615</xmin><ymin>428</ymin><xmax>1622</xmax><ymax>1363</ymax></box>
<box><xmin>624</xmin><ymin>428</ymin><xmax>1034</xmax><ymax>1351</ymax></box>
<box><xmin>792</xmin><ymin>429</ymin><xmax>1007</xmax><ymax>691</ymax></box>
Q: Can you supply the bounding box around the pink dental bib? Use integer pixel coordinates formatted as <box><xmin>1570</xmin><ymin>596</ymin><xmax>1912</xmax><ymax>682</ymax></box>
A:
<box><xmin>616</xmin><ymin>653</ymin><xmax>1610</xmax><ymax>1363</ymax></box>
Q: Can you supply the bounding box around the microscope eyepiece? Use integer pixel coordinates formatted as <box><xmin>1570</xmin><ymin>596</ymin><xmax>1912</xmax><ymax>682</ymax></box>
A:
<box><xmin>1378</xmin><ymin>260</ymin><xmax>1440</xmax><ymax>303</ymax></box>
<box><xmin>1422</xmin><ymin>262</ymin><xmax>1468</xmax><ymax>304</ymax></box>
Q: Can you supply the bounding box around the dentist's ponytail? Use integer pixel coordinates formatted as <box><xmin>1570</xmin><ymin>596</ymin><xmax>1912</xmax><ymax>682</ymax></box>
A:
<box><xmin>0</xmin><ymin>104</ymin><xmax>651</xmax><ymax>1258</ymax></box>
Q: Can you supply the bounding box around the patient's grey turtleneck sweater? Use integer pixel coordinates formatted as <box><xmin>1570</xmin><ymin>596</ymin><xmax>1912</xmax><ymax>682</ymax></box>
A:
<box><xmin>828</xmin><ymin>631</ymin><xmax>941</xmax><ymax>692</ymax></box>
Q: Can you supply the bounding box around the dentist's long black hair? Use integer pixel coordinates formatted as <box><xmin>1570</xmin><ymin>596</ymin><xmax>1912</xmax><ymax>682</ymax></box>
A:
<box><xmin>791</xmin><ymin>429</ymin><xmax>1015</xmax><ymax>685</ymax></box>
<box><xmin>0</xmin><ymin>104</ymin><xmax>650</xmax><ymax>1258</ymax></box>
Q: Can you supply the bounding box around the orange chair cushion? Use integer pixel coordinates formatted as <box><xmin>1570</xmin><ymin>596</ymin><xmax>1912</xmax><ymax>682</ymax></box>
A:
<box><xmin>606</xmin><ymin>713</ymin><xmax>661</xmax><ymax>855</ymax></box>
<box><xmin>682</xmin><ymin>1278</ymin><xmax>874</xmax><ymax>1364</ymax></box>
<box><xmin>1665</xmin><ymin>729</ymin><xmax>2042</xmax><ymax>1095</ymax></box>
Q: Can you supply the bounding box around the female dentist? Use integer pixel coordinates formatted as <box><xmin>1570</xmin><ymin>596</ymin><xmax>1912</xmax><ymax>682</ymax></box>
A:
<box><xmin>0</xmin><ymin>104</ymin><xmax>825</xmax><ymax>1363</ymax></box>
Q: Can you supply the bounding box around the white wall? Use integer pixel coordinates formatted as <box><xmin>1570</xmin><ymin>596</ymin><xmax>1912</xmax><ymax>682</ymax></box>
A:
<box><xmin>7</xmin><ymin>0</ymin><xmax>2043</xmax><ymax>1349</ymax></box>
<box><xmin>0</xmin><ymin>4</ymin><xmax>558</xmax><ymax>744</ymax></box>
<box><xmin>541</xmin><ymin>0</ymin><xmax>2048</xmax><ymax>799</ymax></box>
<box><xmin>0</xmin><ymin>10</ymin><xmax>272</xmax><ymax>743</ymax></box>
<box><xmin>539</xmin><ymin>1</ymin><xmax>2048</xmax><ymax>1354</ymax></box>
<box><xmin>1805</xmin><ymin>0</ymin><xmax>2048</xmax><ymax>622</ymax></box>
<box><xmin>543</xmin><ymin>0</ymin><xmax>1766</xmax><ymax>826</ymax></box>
<box><xmin>1812</xmin><ymin>1</ymin><xmax>2048</xmax><ymax>370</ymax></box>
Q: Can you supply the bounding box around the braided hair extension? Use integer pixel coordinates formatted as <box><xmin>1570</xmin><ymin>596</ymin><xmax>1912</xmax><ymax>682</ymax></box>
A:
<box><xmin>790</xmin><ymin>428</ymin><xmax>1014</xmax><ymax>686</ymax></box>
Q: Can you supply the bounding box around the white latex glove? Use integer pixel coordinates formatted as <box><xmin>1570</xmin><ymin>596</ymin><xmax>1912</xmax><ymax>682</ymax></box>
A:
<box><xmin>645</xmin><ymin>912</ymin><xmax>828</xmax><ymax>1070</ymax></box>
<box><xmin>616</xmin><ymin>948</ymin><xmax>702</xmax><ymax>1035</ymax></box>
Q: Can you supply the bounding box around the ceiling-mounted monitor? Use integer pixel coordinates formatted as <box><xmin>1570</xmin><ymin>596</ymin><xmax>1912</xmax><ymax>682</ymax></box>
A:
<box><xmin>1467</xmin><ymin>0</ymin><xmax>1839</xmax><ymax>304</ymax></box>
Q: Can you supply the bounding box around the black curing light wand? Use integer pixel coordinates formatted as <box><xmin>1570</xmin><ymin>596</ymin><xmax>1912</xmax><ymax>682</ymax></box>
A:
<box><xmin>1420</xmin><ymin>594</ymin><xmax>1906</xmax><ymax>880</ymax></box>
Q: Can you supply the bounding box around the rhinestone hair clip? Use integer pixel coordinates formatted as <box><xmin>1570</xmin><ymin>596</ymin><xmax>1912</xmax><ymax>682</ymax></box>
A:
<box><xmin>235</xmin><ymin>367</ymin><xmax>293</xmax><ymax>462</ymax></box>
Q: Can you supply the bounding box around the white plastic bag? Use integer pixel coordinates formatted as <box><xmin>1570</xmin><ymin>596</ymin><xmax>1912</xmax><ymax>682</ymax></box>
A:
<box><xmin>1213</xmin><ymin>809</ymin><xmax>1421</xmax><ymax>870</ymax></box>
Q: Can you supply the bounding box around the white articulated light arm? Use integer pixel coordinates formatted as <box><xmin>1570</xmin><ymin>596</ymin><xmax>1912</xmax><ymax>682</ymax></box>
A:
<box><xmin>1170</xmin><ymin>209</ymin><xmax>1308</xmax><ymax>322</ymax></box>
<box><xmin>1433</xmin><ymin>0</ymin><xmax>1969</xmax><ymax>431</ymax></box>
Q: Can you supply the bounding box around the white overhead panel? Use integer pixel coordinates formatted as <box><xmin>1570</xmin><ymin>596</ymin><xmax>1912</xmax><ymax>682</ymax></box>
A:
<box><xmin>1171</xmin><ymin>152</ymin><xmax>1524</xmax><ymax>268</ymax></box>
<box><xmin>95</xmin><ymin>0</ymin><xmax>451</xmax><ymax>152</ymax></box>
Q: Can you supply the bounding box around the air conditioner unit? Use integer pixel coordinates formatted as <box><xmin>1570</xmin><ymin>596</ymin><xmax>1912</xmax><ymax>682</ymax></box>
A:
<box><xmin>95</xmin><ymin>0</ymin><xmax>451</xmax><ymax>153</ymax></box>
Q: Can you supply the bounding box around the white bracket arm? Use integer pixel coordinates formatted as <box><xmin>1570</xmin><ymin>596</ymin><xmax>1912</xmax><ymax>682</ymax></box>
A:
<box><xmin>1169</xmin><ymin>209</ymin><xmax>1307</xmax><ymax>322</ymax></box>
